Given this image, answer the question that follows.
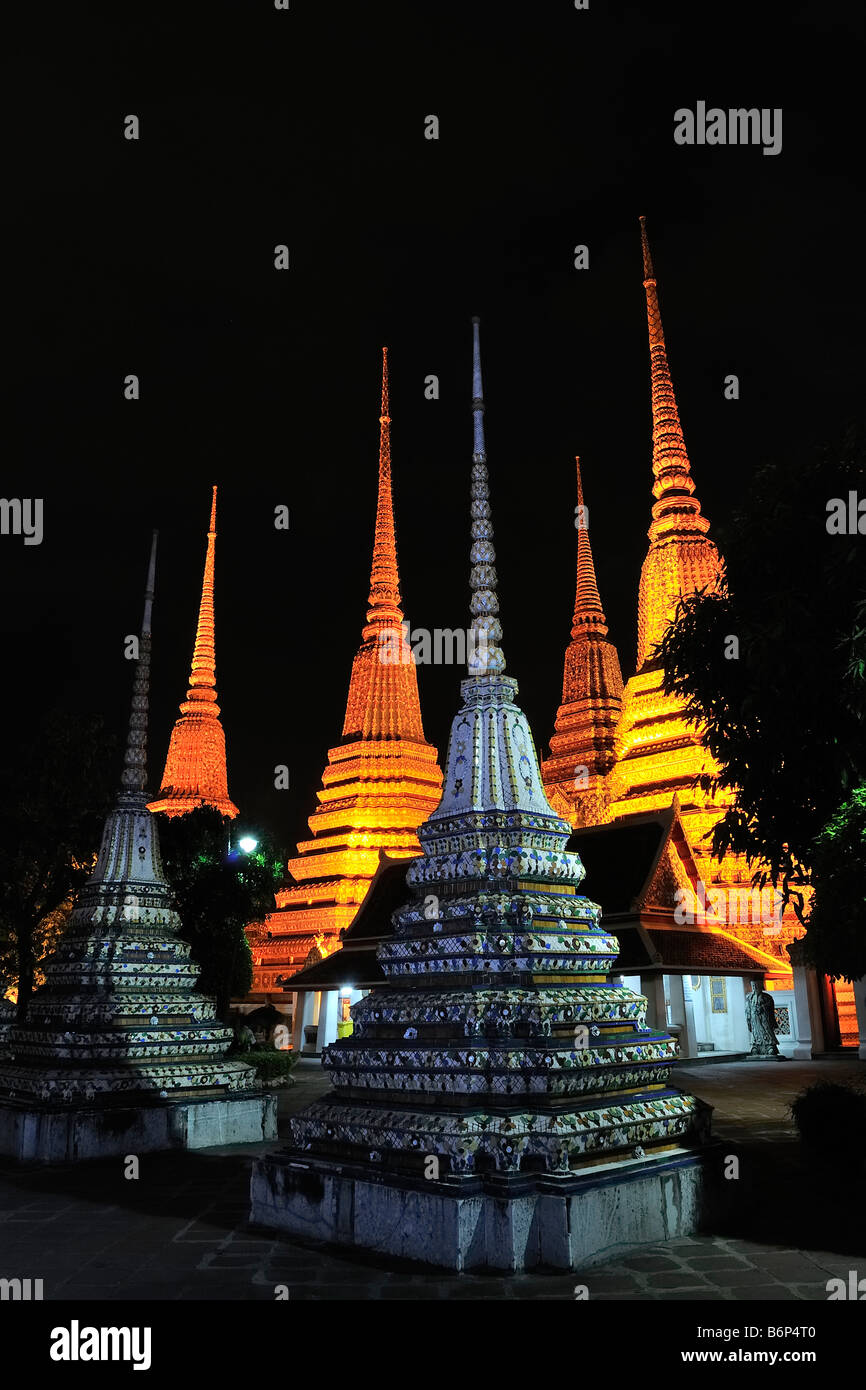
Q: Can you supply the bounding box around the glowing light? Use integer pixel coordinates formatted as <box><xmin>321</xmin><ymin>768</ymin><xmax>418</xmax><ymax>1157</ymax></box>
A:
<box><xmin>238</xmin><ymin>836</ymin><xmax>258</xmax><ymax>854</ymax></box>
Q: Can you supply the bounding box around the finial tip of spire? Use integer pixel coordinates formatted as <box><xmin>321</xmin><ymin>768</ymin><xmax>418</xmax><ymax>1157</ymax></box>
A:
<box><xmin>379</xmin><ymin>344</ymin><xmax>391</xmax><ymax>423</ymax></box>
<box><xmin>471</xmin><ymin>315</ymin><xmax>480</xmax><ymax>325</ymax></box>
<box><xmin>640</xmin><ymin>215</ymin><xmax>655</xmax><ymax>281</ymax></box>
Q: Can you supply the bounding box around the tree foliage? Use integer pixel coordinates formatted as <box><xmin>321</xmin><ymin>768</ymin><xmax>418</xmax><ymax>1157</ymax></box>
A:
<box><xmin>0</xmin><ymin>711</ymin><xmax>116</xmax><ymax>1019</ymax></box>
<box><xmin>157</xmin><ymin>807</ymin><xmax>282</xmax><ymax>1020</ymax></box>
<box><xmin>805</xmin><ymin>790</ymin><xmax>866</xmax><ymax>980</ymax></box>
<box><xmin>657</xmin><ymin>430</ymin><xmax>866</xmax><ymax>974</ymax></box>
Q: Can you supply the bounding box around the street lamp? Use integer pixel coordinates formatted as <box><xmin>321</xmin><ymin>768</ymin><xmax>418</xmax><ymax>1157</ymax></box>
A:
<box><xmin>238</xmin><ymin>836</ymin><xmax>258</xmax><ymax>854</ymax></box>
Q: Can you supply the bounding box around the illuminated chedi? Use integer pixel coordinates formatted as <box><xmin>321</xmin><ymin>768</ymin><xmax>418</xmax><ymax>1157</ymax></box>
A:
<box><xmin>544</xmin><ymin>217</ymin><xmax>800</xmax><ymax>964</ymax></box>
<box><xmin>542</xmin><ymin>457</ymin><xmax>624</xmax><ymax>828</ymax></box>
<box><xmin>147</xmin><ymin>485</ymin><xmax>238</xmax><ymax>821</ymax></box>
<box><xmin>608</xmin><ymin>218</ymin><xmax>797</xmax><ymax>956</ymax></box>
<box><xmin>0</xmin><ymin>534</ymin><xmax>274</xmax><ymax>1161</ymax></box>
<box><xmin>250</xmin><ymin>319</ymin><xmax>711</xmax><ymax>1272</ymax></box>
<box><xmin>607</xmin><ymin>217</ymin><xmax>725</xmax><ymax>843</ymax></box>
<box><xmin>253</xmin><ymin>350</ymin><xmax>442</xmax><ymax>990</ymax></box>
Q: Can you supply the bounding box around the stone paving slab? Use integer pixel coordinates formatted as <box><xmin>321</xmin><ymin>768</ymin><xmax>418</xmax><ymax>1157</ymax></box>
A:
<box><xmin>0</xmin><ymin>1058</ymin><xmax>864</xmax><ymax>1300</ymax></box>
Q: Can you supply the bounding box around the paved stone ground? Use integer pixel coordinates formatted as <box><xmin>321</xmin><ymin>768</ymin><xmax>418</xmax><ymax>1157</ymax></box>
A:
<box><xmin>0</xmin><ymin>1057</ymin><xmax>864</xmax><ymax>1300</ymax></box>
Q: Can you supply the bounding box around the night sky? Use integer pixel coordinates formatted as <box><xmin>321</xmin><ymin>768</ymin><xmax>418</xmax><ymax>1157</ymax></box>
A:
<box><xmin>4</xmin><ymin>1</ymin><xmax>862</xmax><ymax>859</ymax></box>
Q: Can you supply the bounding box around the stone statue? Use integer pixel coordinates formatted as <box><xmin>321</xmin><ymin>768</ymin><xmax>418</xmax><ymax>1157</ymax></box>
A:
<box><xmin>745</xmin><ymin>980</ymin><xmax>780</xmax><ymax>1057</ymax></box>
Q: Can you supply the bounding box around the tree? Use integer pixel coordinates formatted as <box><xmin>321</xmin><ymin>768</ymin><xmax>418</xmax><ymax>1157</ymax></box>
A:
<box><xmin>804</xmin><ymin>790</ymin><xmax>866</xmax><ymax>981</ymax></box>
<box><xmin>0</xmin><ymin>711</ymin><xmax>116</xmax><ymax>1020</ymax></box>
<box><xmin>657</xmin><ymin>430</ymin><xmax>866</xmax><ymax>977</ymax></box>
<box><xmin>157</xmin><ymin>807</ymin><xmax>282</xmax><ymax>1021</ymax></box>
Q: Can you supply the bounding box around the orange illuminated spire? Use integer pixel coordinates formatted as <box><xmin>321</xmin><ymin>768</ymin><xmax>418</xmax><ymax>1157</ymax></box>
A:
<box><xmin>572</xmin><ymin>455</ymin><xmax>606</xmax><ymax>634</ymax></box>
<box><xmin>147</xmin><ymin>485</ymin><xmax>239</xmax><ymax>820</ymax></box>
<box><xmin>366</xmin><ymin>345</ymin><xmax>401</xmax><ymax>623</ymax></box>
<box><xmin>636</xmin><ymin>215</ymin><xmax>721</xmax><ymax>669</ymax></box>
<box><xmin>542</xmin><ymin>458</ymin><xmax>624</xmax><ymax>826</ymax></box>
<box><xmin>581</xmin><ymin>220</ymin><xmax>803</xmax><ymax>965</ymax></box>
<box><xmin>251</xmin><ymin>349</ymin><xmax>443</xmax><ymax>995</ymax></box>
<box><xmin>342</xmin><ymin>347</ymin><xmax>425</xmax><ymax>742</ymax></box>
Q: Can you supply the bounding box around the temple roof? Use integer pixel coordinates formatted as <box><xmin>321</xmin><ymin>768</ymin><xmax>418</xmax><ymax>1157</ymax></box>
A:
<box><xmin>284</xmin><ymin>853</ymin><xmax>409</xmax><ymax>989</ymax></box>
<box><xmin>284</xmin><ymin>947</ymin><xmax>385</xmax><ymax>990</ymax></box>
<box><xmin>569</xmin><ymin>818</ymin><xmax>673</xmax><ymax>914</ymax></box>
<box><xmin>338</xmin><ymin>854</ymin><xmax>411</xmax><ymax>942</ymax></box>
<box><xmin>612</xmin><ymin>925</ymin><xmax>783</xmax><ymax>977</ymax></box>
<box><xmin>568</xmin><ymin>805</ymin><xmax>697</xmax><ymax>913</ymax></box>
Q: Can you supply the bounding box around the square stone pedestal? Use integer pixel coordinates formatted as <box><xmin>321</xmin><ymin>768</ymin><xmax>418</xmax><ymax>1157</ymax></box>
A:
<box><xmin>0</xmin><ymin>1090</ymin><xmax>277</xmax><ymax>1163</ymax></box>
<box><xmin>250</xmin><ymin>1144</ymin><xmax>721</xmax><ymax>1272</ymax></box>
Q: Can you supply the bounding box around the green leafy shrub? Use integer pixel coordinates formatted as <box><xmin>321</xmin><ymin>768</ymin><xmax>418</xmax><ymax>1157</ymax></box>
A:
<box><xmin>790</xmin><ymin>1080</ymin><xmax>866</xmax><ymax>1171</ymax></box>
<box><xmin>234</xmin><ymin>1045</ymin><xmax>298</xmax><ymax>1084</ymax></box>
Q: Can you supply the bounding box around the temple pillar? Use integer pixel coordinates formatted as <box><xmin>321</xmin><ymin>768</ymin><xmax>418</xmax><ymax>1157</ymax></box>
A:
<box><xmin>294</xmin><ymin>991</ymin><xmax>317</xmax><ymax>1054</ymax></box>
<box><xmin>315</xmin><ymin>990</ymin><xmax>340</xmax><ymax>1053</ymax></box>
<box><xmin>790</xmin><ymin>953</ymin><xmax>825</xmax><ymax>1059</ymax></box>
<box><xmin>640</xmin><ymin>972</ymin><xmax>667</xmax><ymax>1031</ymax></box>
<box><xmin>852</xmin><ymin>975</ymin><xmax>866</xmax><ymax>1060</ymax></box>
<box><xmin>667</xmin><ymin>974</ymin><xmax>698</xmax><ymax>1058</ymax></box>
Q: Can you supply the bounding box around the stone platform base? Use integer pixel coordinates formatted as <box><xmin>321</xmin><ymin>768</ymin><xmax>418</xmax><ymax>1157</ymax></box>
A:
<box><xmin>0</xmin><ymin>1091</ymin><xmax>277</xmax><ymax>1163</ymax></box>
<box><xmin>250</xmin><ymin>1145</ymin><xmax>719</xmax><ymax>1272</ymax></box>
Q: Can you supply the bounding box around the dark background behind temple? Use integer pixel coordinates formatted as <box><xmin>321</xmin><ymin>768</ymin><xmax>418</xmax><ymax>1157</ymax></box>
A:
<box><xmin>3</xmin><ymin>0</ymin><xmax>863</xmax><ymax>855</ymax></box>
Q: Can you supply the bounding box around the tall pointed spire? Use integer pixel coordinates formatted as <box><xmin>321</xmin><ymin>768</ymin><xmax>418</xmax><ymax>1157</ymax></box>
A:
<box><xmin>433</xmin><ymin>318</ymin><xmax>554</xmax><ymax>821</ymax></box>
<box><xmin>467</xmin><ymin>317</ymin><xmax>505</xmax><ymax>676</ymax></box>
<box><xmin>120</xmin><ymin>529</ymin><xmax>157</xmax><ymax>797</ymax></box>
<box><xmin>636</xmin><ymin>216</ymin><xmax>720</xmax><ymax>670</ymax></box>
<box><xmin>542</xmin><ymin>459</ymin><xmax>624</xmax><ymax>827</ymax></box>
<box><xmin>571</xmin><ymin>457</ymin><xmax>607</xmax><ymax>634</ymax></box>
<box><xmin>609</xmin><ymin>216</ymin><xmax>729</xmax><ymax>849</ymax></box>
<box><xmin>98</xmin><ymin>528</ymin><xmax>165</xmax><ymax>887</ymax></box>
<box><xmin>254</xmin><ymin>349</ymin><xmax>442</xmax><ymax>994</ymax></box>
<box><xmin>342</xmin><ymin>348</ymin><xmax>427</xmax><ymax>741</ymax></box>
<box><xmin>605</xmin><ymin>218</ymin><xmax>800</xmax><ymax>964</ymax></box>
<box><xmin>147</xmin><ymin>486</ymin><xmax>238</xmax><ymax>820</ymax></box>
<box><xmin>365</xmin><ymin>347</ymin><xmax>401</xmax><ymax>624</ymax></box>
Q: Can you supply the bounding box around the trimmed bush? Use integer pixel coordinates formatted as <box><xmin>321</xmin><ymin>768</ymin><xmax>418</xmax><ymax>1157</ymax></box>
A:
<box><xmin>234</xmin><ymin>1045</ymin><xmax>299</xmax><ymax>1085</ymax></box>
<box><xmin>790</xmin><ymin>1080</ymin><xmax>866</xmax><ymax>1170</ymax></box>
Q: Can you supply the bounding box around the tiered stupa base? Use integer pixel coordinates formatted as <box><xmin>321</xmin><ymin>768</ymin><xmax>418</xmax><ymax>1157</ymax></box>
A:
<box><xmin>0</xmin><ymin>1089</ymin><xmax>276</xmax><ymax>1164</ymax></box>
<box><xmin>251</xmin><ymin>1138</ymin><xmax>715</xmax><ymax>1272</ymax></box>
